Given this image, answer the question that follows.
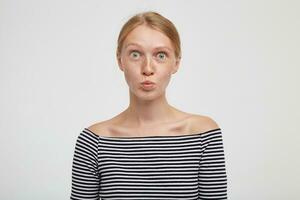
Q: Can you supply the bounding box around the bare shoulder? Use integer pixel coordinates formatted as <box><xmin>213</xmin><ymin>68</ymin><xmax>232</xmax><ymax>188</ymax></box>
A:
<box><xmin>189</xmin><ymin>114</ymin><xmax>220</xmax><ymax>134</ymax></box>
<box><xmin>86</xmin><ymin>119</ymin><xmax>111</xmax><ymax>136</ymax></box>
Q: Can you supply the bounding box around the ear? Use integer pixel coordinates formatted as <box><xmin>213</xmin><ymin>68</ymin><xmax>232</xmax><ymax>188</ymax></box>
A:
<box><xmin>172</xmin><ymin>57</ymin><xmax>181</xmax><ymax>74</ymax></box>
<box><xmin>117</xmin><ymin>53</ymin><xmax>124</xmax><ymax>72</ymax></box>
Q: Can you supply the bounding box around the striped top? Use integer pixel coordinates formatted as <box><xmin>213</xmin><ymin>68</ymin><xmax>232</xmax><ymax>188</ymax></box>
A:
<box><xmin>70</xmin><ymin>128</ymin><xmax>227</xmax><ymax>200</ymax></box>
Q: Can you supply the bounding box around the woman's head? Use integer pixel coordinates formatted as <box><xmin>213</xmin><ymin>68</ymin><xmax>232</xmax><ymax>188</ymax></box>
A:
<box><xmin>116</xmin><ymin>11</ymin><xmax>181</xmax><ymax>101</ymax></box>
<box><xmin>116</xmin><ymin>11</ymin><xmax>181</xmax><ymax>60</ymax></box>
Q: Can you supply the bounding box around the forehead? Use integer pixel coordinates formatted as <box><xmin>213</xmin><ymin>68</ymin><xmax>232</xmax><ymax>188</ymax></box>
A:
<box><xmin>123</xmin><ymin>25</ymin><xmax>174</xmax><ymax>50</ymax></box>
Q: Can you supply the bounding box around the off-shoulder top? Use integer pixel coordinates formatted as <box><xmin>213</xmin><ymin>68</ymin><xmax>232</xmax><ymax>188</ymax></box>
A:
<box><xmin>70</xmin><ymin>127</ymin><xmax>227</xmax><ymax>200</ymax></box>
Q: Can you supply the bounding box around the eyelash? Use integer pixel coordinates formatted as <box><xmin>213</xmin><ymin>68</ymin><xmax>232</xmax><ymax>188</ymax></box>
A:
<box><xmin>157</xmin><ymin>51</ymin><xmax>168</xmax><ymax>58</ymax></box>
<box><xmin>129</xmin><ymin>50</ymin><xmax>168</xmax><ymax>59</ymax></box>
<box><xmin>129</xmin><ymin>50</ymin><xmax>140</xmax><ymax>57</ymax></box>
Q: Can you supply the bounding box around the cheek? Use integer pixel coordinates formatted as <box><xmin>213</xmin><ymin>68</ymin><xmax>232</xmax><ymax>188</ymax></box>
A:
<box><xmin>123</xmin><ymin>68</ymin><xmax>140</xmax><ymax>87</ymax></box>
<box><xmin>122</xmin><ymin>57</ymin><xmax>141</xmax><ymax>73</ymax></box>
<box><xmin>162</xmin><ymin>63</ymin><xmax>174</xmax><ymax>77</ymax></box>
<box><xmin>157</xmin><ymin>68</ymin><xmax>172</xmax><ymax>86</ymax></box>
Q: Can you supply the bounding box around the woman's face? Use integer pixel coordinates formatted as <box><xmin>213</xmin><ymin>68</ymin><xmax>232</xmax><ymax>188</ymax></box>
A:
<box><xmin>117</xmin><ymin>25</ymin><xmax>180</xmax><ymax>100</ymax></box>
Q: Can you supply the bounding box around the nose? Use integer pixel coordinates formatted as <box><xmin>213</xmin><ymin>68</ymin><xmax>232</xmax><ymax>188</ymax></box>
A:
<box><xmin>142</xmin><ymin>55</ymin><xmax>154</xmax><ymax>76</ymax></box>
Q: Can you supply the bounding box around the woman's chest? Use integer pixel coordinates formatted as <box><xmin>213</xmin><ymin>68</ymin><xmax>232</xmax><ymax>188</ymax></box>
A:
<box><xmin>97</xmin><ymin>138</ymin><xmax>202</xmax><ymax>199</ymax></box>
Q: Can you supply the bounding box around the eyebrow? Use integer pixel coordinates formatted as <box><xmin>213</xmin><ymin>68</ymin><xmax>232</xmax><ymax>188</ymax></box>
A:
<box><xmin>124</xmin><ymin>43</ymin><xmax>172</xmax><ymax>51</ymax></box>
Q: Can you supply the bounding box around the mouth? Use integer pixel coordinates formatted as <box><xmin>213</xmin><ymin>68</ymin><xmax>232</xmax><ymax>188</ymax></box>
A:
<box><xmin>141</xmin><ymin>82</ymin><xmax>156</xmax><ymax>90</ymax></box>
<box><xmin>141</xmin><ymin>81</ymin><xmax>155</xmax><ymax>84</ymax></box>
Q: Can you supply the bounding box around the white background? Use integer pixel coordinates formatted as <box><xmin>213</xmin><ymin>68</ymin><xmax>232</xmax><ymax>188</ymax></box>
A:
<box><xmin>1</xmin><ymin>0</ymin><xmax>299</xmax><ymax>199</ymax></box>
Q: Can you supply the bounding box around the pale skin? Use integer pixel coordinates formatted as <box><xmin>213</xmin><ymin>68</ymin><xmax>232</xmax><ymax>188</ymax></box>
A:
<box><xmin>88</xmin><ymin>24</ymin><xmax>219</xmax><ymax>137</ymax></box>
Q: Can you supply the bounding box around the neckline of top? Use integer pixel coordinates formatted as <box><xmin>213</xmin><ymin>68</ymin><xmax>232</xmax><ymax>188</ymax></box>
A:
<box><xmin>83</xmin><ymin>127</ymin><xmax>221</xmax><ymax>140</ymax></box>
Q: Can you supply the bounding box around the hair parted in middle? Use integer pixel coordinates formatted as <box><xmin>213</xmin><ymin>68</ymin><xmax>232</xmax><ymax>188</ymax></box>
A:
<box><xmin>116</xmin><ymin>11</ymin><xmax>181</xmax><ymax>60</ymax></box>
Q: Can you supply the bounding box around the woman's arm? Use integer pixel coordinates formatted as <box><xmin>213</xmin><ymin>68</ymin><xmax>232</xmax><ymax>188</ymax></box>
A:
<box><xmin>199</xmin><ymin>129</ymin><xmax>228</xmax><ymax>199</ymax></box>
<box><xmin>70</xmin><ymin>130</ymin><xmax>100</xmax><ymax>200</ymax></box>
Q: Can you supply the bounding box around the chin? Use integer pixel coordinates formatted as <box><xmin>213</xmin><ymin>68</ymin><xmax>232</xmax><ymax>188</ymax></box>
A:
<box><xmin>131</xmin><ymin>88</ymin><xmax>162</xmax><ymax>101</ymax></box>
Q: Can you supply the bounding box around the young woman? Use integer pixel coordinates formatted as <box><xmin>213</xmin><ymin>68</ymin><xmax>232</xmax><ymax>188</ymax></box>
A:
<box><xmin>70</xmin><ymin>11</ymin><xmax>227</xmax><ymax>199</ymax></box>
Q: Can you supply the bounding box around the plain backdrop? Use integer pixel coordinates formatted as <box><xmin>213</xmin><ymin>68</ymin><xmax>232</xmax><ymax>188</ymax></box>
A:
<box><xmin>1</xmin><ymin>0</ymin><xmax>299</xmax><ymax>199</ymax></box>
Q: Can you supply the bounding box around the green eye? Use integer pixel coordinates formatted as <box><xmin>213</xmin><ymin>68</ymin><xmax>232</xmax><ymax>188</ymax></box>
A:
<box><xmin>130</xmin><ymin>51</ymin><xmax>140</xmax><ymax>59</ymax></box>
<box><xmin>157</xmin><ymin>52</ymin><xmax>167</xmax><ymax>60</ymax></box>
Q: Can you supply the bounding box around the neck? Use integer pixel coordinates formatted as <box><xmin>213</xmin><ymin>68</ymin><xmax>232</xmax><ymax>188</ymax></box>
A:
<box><xmin>122</xmin><ymin>90</ymin><xmax>177</xmax><ymax>128</ymax></box>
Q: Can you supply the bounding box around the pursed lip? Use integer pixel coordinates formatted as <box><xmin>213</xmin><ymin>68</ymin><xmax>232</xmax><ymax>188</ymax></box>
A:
<box><xmin>141</xmin><ymin>81</ymin><xmax>155</xmax><ymax>84</ymax></box>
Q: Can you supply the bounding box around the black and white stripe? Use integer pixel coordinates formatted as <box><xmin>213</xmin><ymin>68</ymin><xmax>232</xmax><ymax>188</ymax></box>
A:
<box><xmin>70</xmin><ymin>128</ymin><xmax>227</xmax><ymax>200</ymax></box>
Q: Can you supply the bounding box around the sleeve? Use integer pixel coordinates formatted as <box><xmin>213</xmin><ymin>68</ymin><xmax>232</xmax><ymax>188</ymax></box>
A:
<box><xmin>199</xmin><ymin>129</ymin><xmax>228</xmax><ymax>199</ymax></box>
<box><xmin>70</xmin><ymin>131</ymin><xmax>100</xmax><ymax>200</ymax></box>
